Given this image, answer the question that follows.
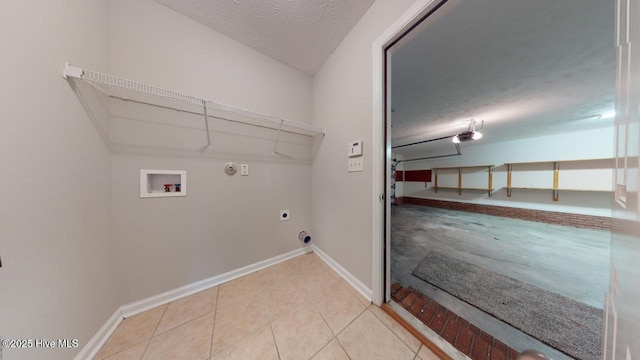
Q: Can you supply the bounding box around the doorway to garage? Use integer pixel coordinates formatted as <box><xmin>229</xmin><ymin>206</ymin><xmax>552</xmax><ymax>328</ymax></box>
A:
<box><xmin>385</xmin><ymin>1</ymin><xmax>615</xmax><ymax>360</ymax></box>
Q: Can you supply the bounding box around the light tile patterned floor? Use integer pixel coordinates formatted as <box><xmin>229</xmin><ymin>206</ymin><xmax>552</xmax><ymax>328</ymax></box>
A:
<box><xmin>94</xmin><ymin>252</ymin><xmax>441</xmax><ymax>360</ymax></box>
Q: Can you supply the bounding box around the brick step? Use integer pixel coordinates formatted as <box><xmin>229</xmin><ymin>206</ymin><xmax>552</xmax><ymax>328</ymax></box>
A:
<box><xmin>391</xmin><ymin>283</ymin><xmax>519</xmax><ymax>360</ymax></box>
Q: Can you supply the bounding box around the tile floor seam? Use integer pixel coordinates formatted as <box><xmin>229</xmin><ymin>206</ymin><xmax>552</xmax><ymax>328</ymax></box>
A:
<box><xmin>210</xmin><ymin>324</ymin><xmax>270</xmax><ymax>359</ymax></box>
<box><xmin>138</xmin><ymin>340</ymin><xmax>151</xmax><ymax>360</ymax></box>
<box><xmin>367</xmin><ymin>305</ymin><xmax>422</xmax><ymax>355</ymax></box>
<box><xmin>368</xmin><ymin>307</ymin><xmax>420</xmax><ymax>355</ymax></box>
<box><xmin>268</xmin><ymin>321</ymin><xmax>283</xmax><ymax>360</ymax></box>
<box><xmin>258</xmin><ymin>289</ymin><xmax>278</xmax><ymax>325</ymax></box>
<box><xmin>98</xmin><ymin>339</ymin><xmax>147</xmax><ymax>360</ymax></box>
<box><xmin>205</xmin><ymin>310</ymin><xmax>214</xmax><ymax>359</ymax></box>
<box><xmin>306</xmin><ymin>334</ymin><xmax>338</xmax><ymax>360</ymax></box>
<box><xmin>139</xmin><ymin>304</ymin><xmax>169</xmax><ymax>360</ymax></box>
<box><xmin>305</xmin><ymin>307</ymin><xmax>340</xmax><ymax>359</ymax></box>
<box><xmin>208</xmin><ymin>289</ymin><xmax>220</xmax><ymax>359</ymax></box>
<box><xmin>317</xmin><ymin>308</ymin><xmax>337</xmax><ymax>337</ymax></box>
<box><xmin>335</xmin><ymin>337</ymin><xmax>353</xmax><ymax>360</ymax></box>
<box><xmin>331</xmin><ymin>305</ymin><xmax>369</xmax><ymax>338</ymax></box>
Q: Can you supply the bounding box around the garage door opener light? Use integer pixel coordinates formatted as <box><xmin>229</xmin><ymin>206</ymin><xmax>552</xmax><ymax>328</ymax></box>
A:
<box><xmin>452</xmin><ymin>119</ymin><xmax>483</xmax><ymax>143</ymax></box>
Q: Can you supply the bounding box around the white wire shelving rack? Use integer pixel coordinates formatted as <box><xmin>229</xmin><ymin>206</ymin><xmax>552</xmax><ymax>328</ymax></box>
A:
<box><xmin>63</xmin><ymin>63</ymin><xmax>325</xmax><ymax>153</ymax></box>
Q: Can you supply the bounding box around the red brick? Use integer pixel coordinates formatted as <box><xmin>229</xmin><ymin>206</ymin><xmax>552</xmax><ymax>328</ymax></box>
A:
<box><xmin>443</xmin><ymin>318</ymin><xmax>461</xmax><ymax>343</ymax></box>
<box><xmin>480</xmin><ymin>331</ymin><xmax>493</xmax><ymax>344</ymax></box>
<box><xmin>455</xmin><ymin>328</ymin><xmax>474</xmax><ymax>356</ymax></box>
<box><xmin>468</xmin><ymin>324</ymin><xmax>481</xmax><ymax>336</ymax></box>
<box><xmin>471</xmin><ymin>337</ymin><xmax>490</xmax><ymax>360</ymax></box>
<box><xmin>430</xmin><ymin>308</ymin><xmax>448</xmax><ymax>334</ymax></box>
<box><xmin>508</xmin><ymin>348</ymin><xmax>519</xmax><ymax>360</ymax></box>
<box><xmin>490</xmin><ymin>347</ymin><xmax>506</xmax><ymax>360</ymax></box>
<box><xmin>410</xmin><ymin>296</ymin><xmax>428</xmax><ymax>314</ymax></box>
<box><xmin>393</xmin><ymin>287</ymin><xmax>410</xmax><ymax>302</ymax></box>
<box><xmin>401</xmin><ymin>293</ymin><xmax>417</xmax><ymax>308</ymax></box>
<box><xmin>493</xmin><ymin>340</ymin><xmax>508</xmax><ymax>355</ymax></box>
<box><xmin>419</xmin><ymin>299</ymin><xmax>439</xmax><ymax>324</ymax></box>
<box><xmin>391</xmin><ymin>283</ymin><xmax>402</xmax><ymax>295</ymax></box>
<box><xmin>459</xmin><ymin>318</ymin><xmax>469</xmax><ymax>329</ymax></box>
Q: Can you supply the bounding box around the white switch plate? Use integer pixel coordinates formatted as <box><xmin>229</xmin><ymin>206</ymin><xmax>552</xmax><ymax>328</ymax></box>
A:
<box><xmin>349</xmin><ymin>158</ymin><xmax>363</xmax><ymax>172</ymax></box>
<box><xmin>348</xmin><ymin>140</ymin><xmax>363</xmax><ymax>157</ymax></box>
<box><xmin>240</xmin><ymin>164</ymin><xmax>249</xmax><ymax>176</ymax></box>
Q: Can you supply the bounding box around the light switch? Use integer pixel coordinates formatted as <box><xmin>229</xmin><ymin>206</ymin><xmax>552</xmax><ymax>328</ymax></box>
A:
<box><xmin>348</xmin><ymin>140</ymin><xmax>363</xmax><ymax>157</ymax></box>
<box><xmin>240</xmin><ymin>164</ymin><xmax>249</xmax><ymax>176</ymax></box>
<box><xmin>348</xmin><ymin>158</ymin><xmax>364</xmax><ymax>172</ymax></box>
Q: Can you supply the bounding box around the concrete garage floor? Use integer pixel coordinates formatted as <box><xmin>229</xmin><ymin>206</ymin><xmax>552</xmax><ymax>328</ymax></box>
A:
<box><xmin>391</xmin><ymin>204</ymin><xmax>610</xmax><ymax>360</ymax></box>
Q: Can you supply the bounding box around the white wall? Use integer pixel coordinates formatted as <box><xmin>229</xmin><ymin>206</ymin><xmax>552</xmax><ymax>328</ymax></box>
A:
<box><xmin>395</xmin><ymin>127</ymin><xmax>615</xmax><ymax>217</ymax></box>
<box><xmin>0</xmin><ymin>1</ymin><xmax>118</xmax><ymax>359</ymax></box>
<box><xmin>311</xmin><ymin>0</ymin><xmax>418</xmax><ymax>291</ymax></box>
<box><xmin>108</xmin><ymin>0</ymin><xmax>315</xmax><ymax>304</ymax></box>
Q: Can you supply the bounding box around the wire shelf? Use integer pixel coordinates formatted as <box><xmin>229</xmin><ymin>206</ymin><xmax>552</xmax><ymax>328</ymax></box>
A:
<box><xmin>63</xmin><ymin>63</ymin><xmax>325</xmax><ymax>141</ymax></box>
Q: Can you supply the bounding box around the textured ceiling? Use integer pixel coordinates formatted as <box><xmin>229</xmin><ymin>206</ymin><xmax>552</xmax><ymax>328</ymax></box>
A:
<box><xmin>390</xmin><ymin>0</ymin><xmax>616</xmax><ymax>156</ymax></box>
<box><xmin>155</xmin><ymin>0</ymin><xmax>375</xmax><ymax>75</ymax></box>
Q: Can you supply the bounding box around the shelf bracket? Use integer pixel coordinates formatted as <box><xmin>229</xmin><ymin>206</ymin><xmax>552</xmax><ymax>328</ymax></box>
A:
<box><xmin>553</xmin><ymin>161</ymin><xmax>560</xmax><ymax>201</ymax></box>
<box><xmin>273</xmin><ymin>119</ymin><xmax>284</xmax><ymax>155</ymax></box>
<box><xmin>202</xmin><ymin>100</ymin><xmax>212</xmax><ymax>151</ymax></box>
<box><xmin>488</xmin><ymin>166</ymin><xmax>493</xmax><ymax>197</ymax></box>
<box><xmin>62</xmin><ymin>62</ymin><xmax>83</xmax><ymax>79</ymax></box>
<box><xmin>507</xmin><ymin>164</ymin><xmax>512</xmax><ymax>197</ymax></box>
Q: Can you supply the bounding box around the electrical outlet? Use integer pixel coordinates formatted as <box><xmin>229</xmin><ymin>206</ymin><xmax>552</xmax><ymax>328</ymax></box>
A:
<box><xmin>348</xmin><ymin>158</ymin><xmax>363</xmax><ymax>172</ymax></box>
<box><xmin>280</xmin><ymin>210</ymin><xmax>290</xmax><ymax>221</ymax></box>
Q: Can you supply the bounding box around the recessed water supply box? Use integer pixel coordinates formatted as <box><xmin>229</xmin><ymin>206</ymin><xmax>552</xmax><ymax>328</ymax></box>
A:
<box><xmin>140</xmin><ymin>169</ymin><xmax>187</xmax><ymax>198</ymax></box>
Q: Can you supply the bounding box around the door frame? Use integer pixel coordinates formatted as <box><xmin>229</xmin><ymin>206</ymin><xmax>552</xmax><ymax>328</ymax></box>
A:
<box><xmin>371</xmin><ymin>0</ymin><xmax>447</xmax><ymax>305</ymax></box>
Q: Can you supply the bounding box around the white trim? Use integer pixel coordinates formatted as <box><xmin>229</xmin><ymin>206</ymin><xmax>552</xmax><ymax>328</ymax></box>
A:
<box><xmin>121</xmin><ymin>247</ymin><xmax>307</xmax><ymax>317</ymax></box>
<box><xmin>76</xmin><ymin>247</ymin><xmax>307</xmax><ymax>358</ymax></box>
<box><xmin>371</xmin><ymin>0</ymin><xmax>443</xmax><ymax>305</ymax></box>
<box><xmin>311</xmin><ymin>244</ymin><xmax>373</xmax><ymax>302</ymax></box>
<box><xmin>74</xmin><ymin>307</ymin><xmax>123</xmax><ymax>360</ymax></box>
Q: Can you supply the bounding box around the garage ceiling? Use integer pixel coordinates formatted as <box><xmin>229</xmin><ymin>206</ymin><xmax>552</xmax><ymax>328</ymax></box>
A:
<box><xmin>155</xmin><ymin>0</ymin><xmax>375</xmax><ymax>76</ymax></box>
<box><xmin>390</xmin><ymin>0</ymin><xmax>616</xmax><ymax>156</ymax></box>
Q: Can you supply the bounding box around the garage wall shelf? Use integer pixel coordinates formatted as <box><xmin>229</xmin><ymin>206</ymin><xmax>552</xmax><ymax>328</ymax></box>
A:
<box><xmin>432</xmin><ymin>165</ymin><xmax>495</xmax><ymax>196</ymax></box>
<box><xmin>504</xmin><ymin>158</ymin><xmax>614</xmax><ymax>201</ymax></box>
<box><xmin>62</xmin><ymin>63</ymin><xmax>325</xmax><ymax>153</ymax></box>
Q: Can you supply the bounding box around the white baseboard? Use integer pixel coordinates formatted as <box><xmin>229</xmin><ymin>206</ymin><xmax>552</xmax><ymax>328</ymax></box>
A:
<box><xmin>76</xmin><ymin>247</ymin><xmax>307</xmax><ymax>359</ymax></box>
<box><xmin>74</xmin><ymin>307</ymin><xmax>123</xmax><ymax>360</ymax></box>
<box><xmin>311</xmin><ymin>244</ymin><xmax>373</xmax><ymax>302</ymax></box>
<box><xmin>121</xmin><ymin>247</ymin><xmax>307</xmax><ymax>318</ymax></box>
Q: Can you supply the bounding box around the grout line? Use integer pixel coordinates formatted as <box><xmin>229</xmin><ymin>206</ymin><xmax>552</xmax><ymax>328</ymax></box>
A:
<box><xmin>317</xmin><ymin>310</ymin><xmax>337</xmax><ymax>337</ymax></box>
<box><xmin>308</xmin><ymin>302</ymin><xmax>340</xmax><ymax>359</ymax></box>
<box><xmin>209</xmin><ymin>287</ymin><xmax>220</xmax><ymax>357</ymax></box>
<box><xmin>140</xmin><ymin>304</ymin><xmax>169</xmax><ymax>359</ymax></box>
<box><xmin>95</xmin><ymin>339</ymin><xmax>148</xmax><ymax>360</ymax></box>
<box><xmin>334</xmin><ymin>306</ymin><xmax>368</xmax><ymax>338</ymax></box>
<box><xmin>306</xmin><ymin>335</ymin><xmax>335</xmax><ymax>360</ymax></box>
<box><xmin>268</xmin><ymin>322</ymin><xmax>282</xmax><ymax>360</ymax></box>
<box><xmin>370</xmin><ymin>305</ymin><xmax>421</xmax><ymax>354</ymax></box>
<box><xmin>333</xmin><ymin>335</ymin><xmax>353</xmax><ymax>360</ymax></box>
<box><xmin>258</xmin><ymin>290</ymin><xmax>275</xmax><ymax>326</ymax></box>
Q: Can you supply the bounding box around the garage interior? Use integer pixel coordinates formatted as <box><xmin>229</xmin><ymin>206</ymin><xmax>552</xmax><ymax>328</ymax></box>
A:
<box><xmin>387</xmin><ymin>1</ymin><xmax>614</xmax><ymax>360</ymax></box>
